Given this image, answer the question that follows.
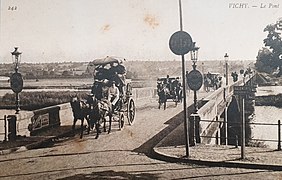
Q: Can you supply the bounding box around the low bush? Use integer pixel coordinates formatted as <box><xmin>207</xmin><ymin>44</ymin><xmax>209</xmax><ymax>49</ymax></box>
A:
<box><xmin>0</xmin><ymin>91</ymin><xmax>89</xmax><ymax>110</ymax></box>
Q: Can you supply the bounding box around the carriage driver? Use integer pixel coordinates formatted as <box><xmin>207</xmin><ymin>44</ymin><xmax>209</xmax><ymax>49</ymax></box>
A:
<box><xmin>108</xmin><ymin>80</ymin><xmax>120</xmax><ymax>110</ymax></box>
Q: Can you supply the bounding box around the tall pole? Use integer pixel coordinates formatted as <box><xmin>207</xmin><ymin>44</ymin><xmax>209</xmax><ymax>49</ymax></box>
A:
<box><xmin>241</xmin><ymin>97</ymin><xmax>245</xmax><ymax>159</ymax></box>
<box><xmin>15</xmin><ymin>57</ymin><xmax>20</xmax><ymax>114</ymax></box>
<box><xmin>192</xmin><ymin>62</ymin><xmax>198</xmax><ymax>113</ymax></box>
<box><xmin>225</xmin><ymin>61</ymin><xmax>228</xmax><ymax>86</ymax></box>
<box><xmin>11</xmin><ymin>47</ymin><xmax>22</xmax><ymax>114</ymax></box>
<box><xmin>224</xmin><ymin>53</ymin><xmax>229</xmax><ymax>144</ymax></box>
<box><xmin>224</xmin><ymin>106</ymin><xmax>228</xmax><ymax>145</ymax></box>
<box><xmin>224</xmin><ymin>53</ymin><xmax>229</xmax><ymax>86</ymax></box>
<box><xmin>15</xmin><ymin>92</ymin><xmax>20</xmax><ymax>114</ymax></box>
<box><xmin>179</xmin><ymin>0</ymin><xmax>189</xmax><ymax>157</ymax></box>
<box><xmin>179</xmin><ymin>0</ymin><xmax>183</xmax><ymax>30</ymax></box>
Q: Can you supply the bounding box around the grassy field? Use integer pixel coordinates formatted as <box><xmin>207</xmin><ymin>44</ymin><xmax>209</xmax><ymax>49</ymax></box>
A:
<box><xmin>0</xmin><ymin>78</ymin><xmax>94</xmax><ymax>88</ymax></box>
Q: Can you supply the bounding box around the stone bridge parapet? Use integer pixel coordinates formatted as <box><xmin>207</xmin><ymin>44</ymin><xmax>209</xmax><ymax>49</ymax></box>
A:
<box><xmin>192</xmin><ymin>74</ymin><xmax>257</xmax><ymax>145</ymax></box>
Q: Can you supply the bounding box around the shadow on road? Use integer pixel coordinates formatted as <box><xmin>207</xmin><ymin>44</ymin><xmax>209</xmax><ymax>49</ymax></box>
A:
<box><xmin>57</xmin><ymin>170</ymin><xmax>159</xmax><ymax>180</ymax></box>
<box><xmin>133</xmin><ymin>103</ymin><xmax>196</xmax><ymax>157</ymax></box>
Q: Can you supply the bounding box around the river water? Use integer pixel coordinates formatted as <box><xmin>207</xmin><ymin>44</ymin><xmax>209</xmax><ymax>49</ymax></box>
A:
<box><xmin>254</xmin><ymin>86</ymin><xmax>282</xmax><ymax>149</ymax></box>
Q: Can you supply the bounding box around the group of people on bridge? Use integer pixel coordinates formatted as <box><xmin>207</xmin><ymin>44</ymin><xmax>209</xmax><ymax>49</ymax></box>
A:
<box><xmin>203</xmin><ymin>72</ymin><xmax>223</xmax><ymax>92</ymax></box>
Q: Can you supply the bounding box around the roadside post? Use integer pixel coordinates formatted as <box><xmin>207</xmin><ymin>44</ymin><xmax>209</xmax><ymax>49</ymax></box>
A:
<box><xmin>234</xmin><ymin>85</ymin><xmax>250</xmax><ymax>159</ymax></box>
<box><xmin>242</xmin><ymin>97</ymin><xmax>245</xmax><ymax>159</ymax></box>
<box><xmin>169</xmin><ymin>0</ymin><xmax>194</xmax><ymax>158</ymax></box>
<box><xmin>4</xmin><ymin>115</ymin><xmax>7</xmax><ymax>141</ymax></box>
<box><xmin>278</xmin><ymin>120</ymin><xmax>281</xmax><ymax>151</ymax></box>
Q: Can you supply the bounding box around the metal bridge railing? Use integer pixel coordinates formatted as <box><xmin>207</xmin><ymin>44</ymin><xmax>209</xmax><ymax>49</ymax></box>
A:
<box><xmin>198</xmin><ymin>119</ymin><xmax>281</xmax><ymax>151</ymax></box>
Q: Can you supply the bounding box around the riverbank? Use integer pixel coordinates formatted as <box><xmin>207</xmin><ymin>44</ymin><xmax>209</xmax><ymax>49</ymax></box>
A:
<box><xmin>255</xmin><ymin>73</ymin><xmax>282</xmax><ymax>107</ymax></box>
<box><xmin>257</xmin><ymin>72</ymin><xmax>282</xmax><ymax>86</ymax></box>
<box><xmin>256</xmin><ymin>94</ymin><xmax>282</xmax><ymax>107</ymax></box>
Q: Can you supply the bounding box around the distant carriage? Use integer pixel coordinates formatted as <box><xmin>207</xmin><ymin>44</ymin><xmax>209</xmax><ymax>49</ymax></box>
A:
<box><xmin>203</xmin><ymin>73</ymin><xmax>222</xmax><ymax>92</ymax></box>
<box><xmin>156</xmin><ymin>76</ymin><xmax>183</xmax><ymax>110</ymax></box>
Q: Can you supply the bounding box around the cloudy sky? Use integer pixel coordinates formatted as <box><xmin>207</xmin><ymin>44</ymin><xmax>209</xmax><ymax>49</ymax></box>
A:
<box><xmin>0</xmin><ymin>0</ymin><xmax>281</xmax><ymax>63</ymax></box>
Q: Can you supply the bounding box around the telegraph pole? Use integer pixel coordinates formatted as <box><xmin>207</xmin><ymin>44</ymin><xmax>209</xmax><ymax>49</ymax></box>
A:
<box><xmin>169</xmin><ymin>0</ymin><xmax>194</xmax><ymax>157</ymax></box>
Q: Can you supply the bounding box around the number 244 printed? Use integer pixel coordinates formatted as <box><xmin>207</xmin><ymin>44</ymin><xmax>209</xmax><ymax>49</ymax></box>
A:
<box><xmin>8</xmin><ymin>6</ymin><xmax>17</xmax><ymax>11</ymax></box>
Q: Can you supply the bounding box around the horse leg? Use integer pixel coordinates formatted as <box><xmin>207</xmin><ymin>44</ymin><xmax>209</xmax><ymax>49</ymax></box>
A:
<box><xmin>86</xmin><ymin>117</ymin><xmax>91</xmax><ymax>134</ymax></box>
<box><xmin>80</xmin><ymin>119</ymin><xmax>84</xmax><ymax>139</ymax></box>
<box><xmin>108</xmin><ymin>115</ymin><xmax>112</xmax><ymax>134</ymax></box>
<box><xmin>103</xmin><ymin>117</ymin><xmax>107</xmax><ymax>132</ymax></box>
<box><xmin>72</xmin><ymin>118</ymin><xmax>77</xmax><ymax>130</ymax></box>
<box><xmin>95</xmin><ymin>121</ymin><xmax>99</xmax><ymax>139</ymax></box>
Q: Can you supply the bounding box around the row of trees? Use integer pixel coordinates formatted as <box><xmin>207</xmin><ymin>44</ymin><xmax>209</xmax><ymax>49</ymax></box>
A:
<box><xmin>255</xmin><ymin>18</ymin><xmax>282</xmax><ymax>76</ymax></box>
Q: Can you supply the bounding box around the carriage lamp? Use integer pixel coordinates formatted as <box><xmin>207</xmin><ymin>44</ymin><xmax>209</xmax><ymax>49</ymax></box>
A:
<box><xmin>11</xmin><ymin>47</ymin><xmax>22</xmax><ymax>73</ymax></box>
<box><xmin>224</xmin><ymin>53</ymin><xmax>229</xmax><ymax>86</ymax></box>
<box><xmin>190</xmin><ymin>42</ymin><xmax>200</xmax><ymax>70</ymax></box>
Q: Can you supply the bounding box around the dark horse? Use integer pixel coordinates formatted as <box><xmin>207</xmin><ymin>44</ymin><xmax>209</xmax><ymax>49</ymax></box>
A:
<box><xmin>70</xmin><ymin>95</ymin><xmax>113</xmax><ymax>139</ymax></box>
<box><xmin>157</xmin><ymin>83</ymin><xmax>170</xmax><ymax>110</ymax></box>
<box><xmin>89</xmin><ymin>96</ymin><xmax>113</xmax><ymax>139</ymax></box>
<box><xmin>70</xmin><ymin>97</ymin><xmax>91</xmax><ymax>139</ymax></box>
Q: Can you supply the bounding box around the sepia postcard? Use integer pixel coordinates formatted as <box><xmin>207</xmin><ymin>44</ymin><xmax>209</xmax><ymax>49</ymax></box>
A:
<box><xmin>0</xmin><ymin>0</ymin><xmax>282</xmax><ymax>179</ymax></box>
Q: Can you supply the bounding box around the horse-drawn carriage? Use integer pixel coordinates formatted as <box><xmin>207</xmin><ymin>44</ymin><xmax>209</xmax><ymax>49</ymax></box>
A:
<box><xmin>71</xmin><ymin>56</ymin><xmax>136</xmax><ymax>138</ymax></box>
<box><xmin>156</xmin><ymin>76</ymin><xmax>182</xmax><ymax>109</ymax></box>
<box><xmin>203</xmin><ymin>72</ymin><xmax>222</xmax><ymax>92</ymax></box>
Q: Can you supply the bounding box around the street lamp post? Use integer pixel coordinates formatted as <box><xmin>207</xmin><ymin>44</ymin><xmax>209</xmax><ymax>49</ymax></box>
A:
<box><xmin>224</xmin><ymin>53</ymin><xmax>229</xmax><ymax>145</ymax></box>
<box><xmin>11</xmin><ymin>47</ymin><xmax>23</xmax><ymax>114</ymax></box>
<box><xmin>224</xmin><ymin>53</ymin><xmax>229</xmax><ymax>86</ymax></box>
<box><xmin>190</xmin><ymin>43</ymin><xmax>200</xmax><ymax>113</ymax></box>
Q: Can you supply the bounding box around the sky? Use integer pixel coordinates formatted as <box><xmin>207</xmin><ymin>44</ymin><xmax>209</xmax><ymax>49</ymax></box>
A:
<box><xmin>0</xmin><ymin>0</ymin><xmax>281</xmax><ymax>63</ymax></box>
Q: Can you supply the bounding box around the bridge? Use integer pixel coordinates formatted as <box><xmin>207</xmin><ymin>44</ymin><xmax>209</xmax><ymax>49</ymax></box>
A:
<box><xmin>189</xmin><ymin>73</ymin><xmax>257</xmax><ymax>146</ymax></box>
<box><xmin>0</xmin><ymin>73</ymin><xmax>257</xmax><ymax>148</ymax></box>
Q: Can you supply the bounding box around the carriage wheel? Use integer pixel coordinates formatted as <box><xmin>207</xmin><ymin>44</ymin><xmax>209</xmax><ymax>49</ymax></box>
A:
<box><xmin>179</xmin><ymin>90</ymin><xmax>183</xmax><ymax>103</ymax></box>
<box><xmin>118</xmin><ymin>113</ymin><xmax>125</xmax><ymax>130</ymax></box>
<box><xmin>127</xmin><ymin>99</ymin><xmax>136</xmax><ymax>125</ymax></box>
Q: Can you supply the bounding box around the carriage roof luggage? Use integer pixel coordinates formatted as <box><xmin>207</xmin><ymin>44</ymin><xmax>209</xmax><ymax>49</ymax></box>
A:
<box><xmin>157</xmin><ymin>76</ymin><xmax>180</xmax><ymax>82</ymax></box>
<box><xmin>205</xmin><ymin>72</ymin><xmax>221</xmax><ymax>76</ymax></box>
<box><xmin>90</xmin><ymin>56</ymin><xmax>125</xmax><ymax>66</ymax></box>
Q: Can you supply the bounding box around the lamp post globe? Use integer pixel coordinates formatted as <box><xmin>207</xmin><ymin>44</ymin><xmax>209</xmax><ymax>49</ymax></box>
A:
<box><xmin>11</xmin><ymin>47</ymin><xmax>22</xmax><ymax>73</ymax></box>
<box><xmin>190</xmin><ymin>42</ymin><xmax>200</xmax><ymax>70</ymax></box>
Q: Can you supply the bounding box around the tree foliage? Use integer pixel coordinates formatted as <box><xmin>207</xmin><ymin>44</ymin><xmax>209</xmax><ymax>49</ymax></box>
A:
<box><xmin>255</xmin><ymin>18</ymin><xmax>282</xmax><ymax>75</ymax></box>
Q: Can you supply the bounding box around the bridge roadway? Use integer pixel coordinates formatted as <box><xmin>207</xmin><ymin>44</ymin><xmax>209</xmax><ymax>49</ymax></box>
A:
<box><xmin>0</xmin><ymin>87</ymin><xmax>281</xmax><ymax>179</ymax></box>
